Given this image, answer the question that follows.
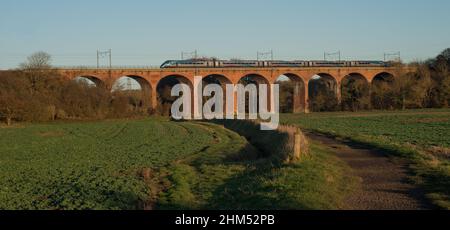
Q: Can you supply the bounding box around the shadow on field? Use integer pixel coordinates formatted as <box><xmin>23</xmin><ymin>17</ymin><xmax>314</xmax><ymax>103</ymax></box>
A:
<box><xmin>156</xmin><ymin>142</ymin><xmax>319</xmax><ymax>210</ymax></box>
<box><xmin>205</xmin><ymin>161</ymin><xmax>317</xmax><ymax>210</ymax></box>
<box><xmin>155</xmin><ymin>122</ymin><xmax>349</xmax><ymax>210</ymax></box>
<box><xmin>198</xmin><ymin>142</ymin><xmax>322</xmax><ymax>210</ymax></box>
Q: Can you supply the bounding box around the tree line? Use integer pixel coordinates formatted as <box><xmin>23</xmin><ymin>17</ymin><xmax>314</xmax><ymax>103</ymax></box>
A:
<box><xmin>0</xmin><ymin>52</ymin><xmax>150</xmax><ymax>125</ymax></box>
<box><xmin>280</xmin><ymin>48</ymin><xmax>450</xmax><ymax>112</ymax></box>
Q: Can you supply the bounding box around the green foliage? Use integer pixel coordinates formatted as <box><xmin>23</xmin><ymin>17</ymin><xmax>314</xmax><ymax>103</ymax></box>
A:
<box><xmin>0</xmin><ymin>119</ymin><xmax>216</xmax><ymax>210</ymax></box>
<box><xmin>157</xmin><ymin>164</ymin><xmax>198</xmax><ymax>209</ymax></box>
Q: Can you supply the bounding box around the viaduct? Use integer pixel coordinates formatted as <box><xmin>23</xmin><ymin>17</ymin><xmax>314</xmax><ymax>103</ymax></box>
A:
<box><xmin>57</xmin><ymin>66</ymin><xmax>408</xmax><ymax>113</ymax></box>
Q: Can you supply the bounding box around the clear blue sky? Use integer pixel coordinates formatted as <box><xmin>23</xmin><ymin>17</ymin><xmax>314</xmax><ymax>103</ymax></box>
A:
<box><xmin>1</xmin><ymin>0</ymin><xmax>449</xmax><ymax>69</ymax></box>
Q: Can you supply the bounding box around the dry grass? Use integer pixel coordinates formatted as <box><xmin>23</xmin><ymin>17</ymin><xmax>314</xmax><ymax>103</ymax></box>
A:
<box><xmin>211</xmin><ymin>120</ymin><xmax>310</xmax><ymax>163</ymax></box>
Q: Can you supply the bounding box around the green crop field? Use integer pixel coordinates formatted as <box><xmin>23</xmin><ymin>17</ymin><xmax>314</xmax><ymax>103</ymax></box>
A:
<box><xmin>4</xmin><ymin>110</ymin><xmax>447</xmax><ymax>210</ymax></box>
<box><xmin>282</xmin><ymin>109</ymin><xmax>450</xmax><ymax>149</ymax></box>
<box><xmin>281</xmin><ymin>109</ymin><xmax>450</xmax><ymax>208</ymax></box>
<box><xmin>0</xmin><ymin>119</ymin><xmax>219</xmax><ymax>209</ymax></box>
<box><xmin>0</xmin><ymin>118</ymin><xmax>353</xmax><ymax>210</ymax></box>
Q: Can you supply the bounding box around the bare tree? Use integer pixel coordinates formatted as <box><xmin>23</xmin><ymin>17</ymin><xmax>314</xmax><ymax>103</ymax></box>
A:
<box><xmin>19</xmin><ymin>51</ymin><xmax>58</xmax><ymax>94</ymax></box>
<box><xmin>20</xmin><ymin>51</ymin><xmax>52</xmax><ymax>70</ymax></box>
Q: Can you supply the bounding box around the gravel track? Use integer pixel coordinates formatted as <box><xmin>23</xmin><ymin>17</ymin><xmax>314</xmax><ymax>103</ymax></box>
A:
<box><xmin>307</xmin><ymin>132</ymin><xmax>433</xmax><ymax>210</ymax></box>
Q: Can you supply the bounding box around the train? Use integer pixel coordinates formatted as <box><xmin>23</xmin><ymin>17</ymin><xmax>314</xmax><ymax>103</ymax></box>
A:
<box><xmin>160</xmin><ymin>59</ymin><xmax>391</xmax><ymax>68</ymax></box>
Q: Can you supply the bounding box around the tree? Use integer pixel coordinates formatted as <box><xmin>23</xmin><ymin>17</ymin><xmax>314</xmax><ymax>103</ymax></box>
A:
<box><xmin>309</xmin><ymin>79</ymin><xmax>339</xmax><ymax>112</ymax></box>
<box><xmin>20</xmin><ymin>51</ymin><xmax>52</xmax><ymax>70</ymax></box>
<box><xmin>341</xmin><ymin>77</ymin><xmax>370</xmax><ymax>111</ymax></box>
<box><xmin>278</xmin><ymin>81</ymin><xmax>294</xmax><ymax>113</ymax></box>
<box><xmin>428</xmin><ymin>51</ymin><xmax>450</xmax><ymax>107</ymax></box>
<box><xmin>440</xmin><ymin>48</ymin><xmax>450</xmax><ymax>62</ymax></box>
<box><xmin>19</xmin><ymin>51</ymin><xmax>61</xmax><ymax>94</ymax></box>
<box><xmin>0</xmin><ymin>72</ymin><xmax>29</xmax><ymax>125</ymax></box>
<box><xmin>392</xmin><ymin>63</ymin><xmax>412</xmax><ymax>110</ymax></box>
<box><xmin>412</xmin><ymin>63</ymin><xmax>433</xmax><ymax>108</ymax></box>
<box><xmin>371</xmin><ymin>76</ymin><xmax>396</xmax><ymax>110</ymax></box>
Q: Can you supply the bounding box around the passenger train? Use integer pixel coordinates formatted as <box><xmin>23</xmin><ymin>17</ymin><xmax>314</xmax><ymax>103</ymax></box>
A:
<box><xmin>160</xmin><ymin>59</ymin><xmax>391</xmax><ymax>68</ymax></box>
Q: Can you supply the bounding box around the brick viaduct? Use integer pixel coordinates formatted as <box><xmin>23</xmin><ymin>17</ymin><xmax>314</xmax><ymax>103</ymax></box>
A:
<box><xmin>57</xmin><ymin>66</ymin><xmax>409</xmax><ymax>113</ymax></box>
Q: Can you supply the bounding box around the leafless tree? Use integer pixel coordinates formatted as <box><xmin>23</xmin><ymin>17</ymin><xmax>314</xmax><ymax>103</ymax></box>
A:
<box><xmin>19</xmin><ymin>51</ymin><xmax>60</xmax><ymax>94</ymax></box>
<box><xmin>20</xmin><ymin>51</ymin><xmax>52</xmax><ymax>70</ymax></box>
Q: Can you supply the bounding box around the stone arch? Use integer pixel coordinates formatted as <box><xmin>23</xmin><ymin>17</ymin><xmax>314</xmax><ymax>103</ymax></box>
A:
<box><xmin>371</xmin><ymin>72</ymin><xmax>396</xmax><ymax>110</ymax></box>
<box><xmin>157</xmin><ymin>74</ymin><xmax>194</xmax><ymax>87</ymax></box>
<box><xmin>74</xmin><ymin>75</ymin><xmax>105</xmax><ymax>88</ymax></box>
<box><xmin>203</xmin><ymin>74</ymin><xmax>232</xmax><ymax>85</ymax></box>
<box><xmin>275</xmin><ymin>73</ymin><xmax>306</xmax><ymax>113</ymax></box>
<box><xmin>111</xmin><ymin>75</ymin><xmax>153</xmax><ymax>110</ymax></box>
<box><xmin>341</xmin><ymin>73</ymin><xmax>370</xmax><ymax>111</ymax></box>
<box><xmin>308</xmin><ymin>73</ymin><xmax>339</xmax><ymax>112</ymax></box>
<box><xmin>202</xmin><ymin>74</ymin><xmax>232</xmax><ymax>114</ymax></box>
<box><xmin>238</xmin><ymin>74</ymin><xmax>271</xmax><ymax>113</ymax></box>
<box><xmin>156</xmin><ymin>74</ymin><xmax>193</xmax><ymax>116</ymax></box>
<box><xmin>372</xmin><ymin>71</ymin><xmax>395</xmax><ymax>83</ymax></box>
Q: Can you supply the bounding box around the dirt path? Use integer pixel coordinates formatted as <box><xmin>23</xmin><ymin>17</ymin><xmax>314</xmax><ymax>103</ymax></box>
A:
<box><xmin>306</xmin><ymin>132</ymin><xmax>432</xmax><ymax>210</ymax></box>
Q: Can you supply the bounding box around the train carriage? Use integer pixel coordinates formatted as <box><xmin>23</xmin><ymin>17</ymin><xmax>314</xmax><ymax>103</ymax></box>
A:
<box><xmin>160</xmin><ymin>59</ymin><xmax>389</xmax><ymax>68</ymax></box>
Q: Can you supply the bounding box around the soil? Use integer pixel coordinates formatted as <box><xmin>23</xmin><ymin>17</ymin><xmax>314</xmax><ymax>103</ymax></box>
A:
<box><xmin>307</xmin><ymin>132</ymin><xmax>433</xmax><ymax>210</ymax></box>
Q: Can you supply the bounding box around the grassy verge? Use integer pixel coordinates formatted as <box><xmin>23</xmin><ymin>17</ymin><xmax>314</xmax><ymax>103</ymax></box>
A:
<box><xmin>281</xmin><ymin>109</ymin><xmax>450</xmax><ymax>209</ymax></box>
<box><xmin>155</xmin><ymin>122</ymin><xmax>356</xmax><ymax>210</ymax></box>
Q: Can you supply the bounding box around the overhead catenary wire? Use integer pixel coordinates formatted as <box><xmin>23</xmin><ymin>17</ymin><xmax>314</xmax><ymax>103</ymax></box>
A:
<box><xmin>0</xmin><ymin>51</ymin><xmax>411</xmax><ymax>69</ymax></box>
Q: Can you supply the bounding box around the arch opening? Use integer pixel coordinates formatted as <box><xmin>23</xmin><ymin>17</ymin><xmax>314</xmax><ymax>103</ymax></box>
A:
<box><xmin>156</xmin><ymin>75</ymin><xmax>193</xmax><ymax>116</ymax></box>
<box><xmin>371</xmin><ymin>72</ymin><xmax>396</xmax><ymax>110</ymax></box>
<box><xmin>341</xmin><ymin>73</ymin><xmax>370</xmax><ymax>111</ymax></box>
<box><xmin>308</xmin><ymin>73</ymin><xmax>339</xmax><ymax>112</ymax></box>
<box><xmin>74</xmin><ymin>76</ymin><xmax>104</xmax><ymax>88</ymax></box>
<box><xmin>111</xmin><ymin>75</ymin><xmax>153</xmax><ymax>114</ymax></box>
<box><xmin>238</xmin><ymin>74</ymin><xmax>271</xmax><ymax>114</ymax></box>
<box><xmin>202</xmin><ymin>74</ymin><xmax>232</xmax><ymax>114</ymax></box>
<box><xmin>275</xmin><ymin>73</ymin><xmax>306</xmax><ymax>113</ymax></box>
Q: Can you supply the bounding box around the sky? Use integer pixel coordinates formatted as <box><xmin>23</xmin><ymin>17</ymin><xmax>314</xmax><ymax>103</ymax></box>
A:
<box><xmin>1</xmin><ymin>0</ymin><xmax>450</xmax><ymax>69</ymax></box>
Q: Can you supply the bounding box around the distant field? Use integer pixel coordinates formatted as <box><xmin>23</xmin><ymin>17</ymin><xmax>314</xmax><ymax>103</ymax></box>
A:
<box><xmin>0</xmin><ymin>119</ymin><xmax>353</xmax><ymax>210</ymax></box>
<box><xmin>282</xmin><ymin>109</ymin><xmax>450</xmax><ymax>149</ymax></box>
<box><xmin>282</xmin><ymin>109</ymin><xmax>450</xmax><ymax>208</ymax></box>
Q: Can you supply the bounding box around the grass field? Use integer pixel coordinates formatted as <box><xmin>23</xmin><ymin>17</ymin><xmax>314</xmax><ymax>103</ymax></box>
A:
<box><xmin>0</xmin><ymin>118</ymin><xmax>218</xmax><ymax>209</ymax></box>
<box><xmin>0</xmin><ymin>118</ymin><xmax>353</xmax><ymax>210</ymax></box>
<box><xmin>3</xmin><ymin>109</ymin><xmax>447</xmax><ymax>210</ymax></box>
<box><xmin>281</xmin><ymin>109</ymin><xmax>450</xmax><ymax>209</ymax></box>
<box><xmin>282</xmin><ymin>109</ymin><xmax>450</xmax><ymax>149</ymax></box>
